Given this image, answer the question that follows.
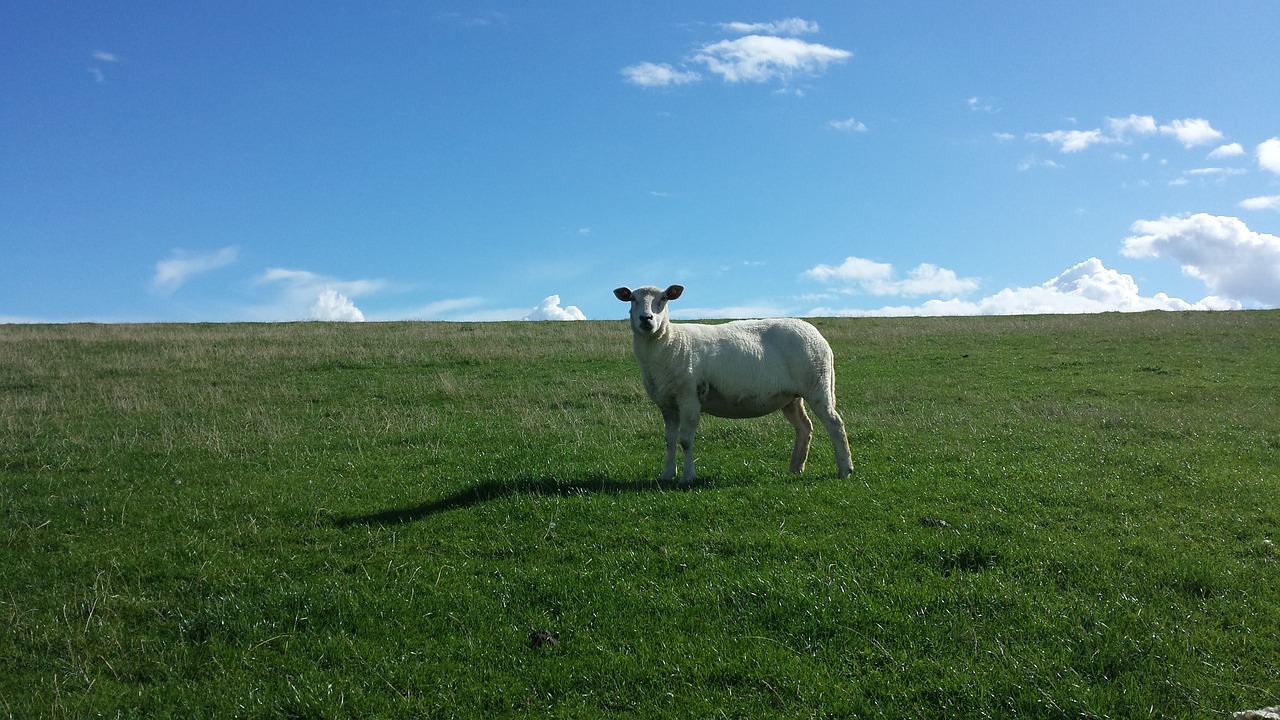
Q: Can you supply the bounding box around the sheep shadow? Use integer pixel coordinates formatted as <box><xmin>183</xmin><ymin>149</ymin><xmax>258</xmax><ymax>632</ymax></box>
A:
<box><xmin>333</xmin><ymin>474</ymin><xmax>711</xmax><ymax>527</ymax></box>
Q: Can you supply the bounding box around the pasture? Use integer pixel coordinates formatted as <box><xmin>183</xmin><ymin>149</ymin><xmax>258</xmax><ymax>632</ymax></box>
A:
<box><xmin>2</xmin><ymin>312</ymin><xmax>1278</xmax><ymax>718</ymax></box>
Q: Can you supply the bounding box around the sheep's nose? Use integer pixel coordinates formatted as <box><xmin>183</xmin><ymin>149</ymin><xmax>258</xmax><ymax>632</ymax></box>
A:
<box><xmin>639</xmin><ymin>313</ymin><xmax>654</xmax><ymax>321</ymax></box>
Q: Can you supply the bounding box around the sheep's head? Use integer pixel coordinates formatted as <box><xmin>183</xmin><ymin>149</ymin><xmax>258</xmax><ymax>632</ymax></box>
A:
<box><xmin>614</xmin><ymin>284</ymin><xmax>683</xmax><ymax>336</ymax></box>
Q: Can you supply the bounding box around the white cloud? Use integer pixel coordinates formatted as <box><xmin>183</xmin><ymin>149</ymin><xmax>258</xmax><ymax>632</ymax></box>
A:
<box><xmin>690</xmin><ymin>35</ymin><xmax>851</xmax><ymax>84</ymax></box>
<box><xmin>436</xmin><ymin>11</ymin><xmax>511</xmax><ymax>29</ymax></box>
<box><xmin>621</xmin><ymin>62</ymin><xmax>701</xmax><ymax>87</ymax></box>
<box><xmin>1240</xmin><ymin>195</ymin><xmax>1280</xmax><ymax>211</ymax></box>
<box><xmin>1030</xmin><ymin>115</ymin><xmax>1225</xmax><ymax>154</ymax></box>
<box><xmin>720</xmin><ymin>18</ymin><xmax>819</xmax><ymax>36</ymax></box>
<box><xmin>805</xmin><ymin>256</ymin><xmax>980</xmax><ymax>297</ymax></box>
<box><xmin>1017</xmin><ymin>156</ymin><xmax>1063</xmax><ymax>172</ymax></box>
<box><xmin>153</xmin><ymin>247</ymin><xmax>238</xmax><ymax>292</ymax></box>
<box><xmin>311</xmin><ymin>288</ymin><xmax>364</xmax><ymax>322</ymax></box>
<box><xmin>1107</xmin><ymin>114</ymin><xmax>1158</xmax><ymax>138</ymax></box>
<box><xmin>522</xmin><ymin>295</ymin><xmax>586</xmax><ymax>321</ymax></box>
<box><xmin>1184</xmin><ymin>167</ymin><xmax>1246</xmax><ymax>179</ymax></box>
<box><xmin>829</xmin><ymin>117</ymin><xmax>867</xmax><ymax>132</ymax></box>
<box><xmin>1159</xmin><ymin>118</ymin><xmax>1224</xmax><ymax>148</ymax></box>
<box><xmin>1258</xmin><ymin>138</ymin><xmax>1280</xmax><ymax>175</ymax></box>
<box><xmin>966</xmin><ymin>96</ymin><xmax>998</xmax><ymax>113</ymax></box>
<box><xmin>809</xmin><ymin>258</ymin><xmax>1230</xmax><ymax>317</ymax></box>
<box><xmin>255</xmin><ymin>267</ymin><xmax>388</xmax><ymax>320</ymax></box>
<box><xmin>1123</xmin><ymin>214</ymin><xmax>1280</xmax><ymax>306</ymax></box>
<box><xmin>626</xmin><ymin>20</ymin><xmax>849</xmax><ymax>89</ymax></box>
<box><xmin>673</xmin><ymin>303</ymin><xmax>790</xmax><ymax>320</ymax></box>
<box><xmin>93</xmin><ymin>51</ymin><xmax>119</xmax><ymax>63</ymax></box>
<box><xmin>1029</xmin><ymin>128</ymin><xmax>1109</xmax><ymax>153</ymax></box>
<box><xmin>1209</xmin><ymin>142</ymin><xmax>1245</xmax><ymax>158</ymax></box>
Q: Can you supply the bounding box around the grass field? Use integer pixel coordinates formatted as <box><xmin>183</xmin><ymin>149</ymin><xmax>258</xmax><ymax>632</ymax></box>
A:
<box><xmin>2</xmin><ymin>312</ymin><xmax>1278</xmax><ymax>718</ymax></box>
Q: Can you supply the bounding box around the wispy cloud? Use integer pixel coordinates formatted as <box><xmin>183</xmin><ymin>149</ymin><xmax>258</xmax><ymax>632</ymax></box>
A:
<box><xmin>625</xmin><ymin>18</ymin><xmax>850</xmax><ymax>89</ymax></box>
<box><xmin>621</xmin><ymin>62</ymin><xmax>700</xmax><ymax>88</ymax></box>
<box><xmin>691</xmin><ymin>35</ymin><xmax>851</xmax><ymax>84</ymax></box>
<box><xmin>828</xmin><ymin>118</ymin><xmax>867</xmax><ymax>133</ymax></box>
<box><xmin>436</xmin><ymin>11</ymin><xmax>510</xmax><ymax>29</ymax></box>
<box><xmin>1028</xmin><ymin>128</ymin><xmax>1109</xmax><ymax>153</ymax></box>
<box><xmin>153</xmin><ymin>247</ymin><xmax>238</xmax><ymax>293</ymax></box>
<box><xmin>966</xmin><ymin>96</ymin><xmax>998</xmax><ymax>113</ymax></box>
<box><xmin>1017</xmin><ymin>156</ymin><xmax>1063</xmax><ymax>172</ymax></box>
<box><xmin>719</xmin><ymin>18</ymin><xmax>819</xmax><ymax>36</ymax></box>
<box><xmin>88</xmin><ymin>50</ymin><xmax>119</xmax><ymax>83</ymax></box>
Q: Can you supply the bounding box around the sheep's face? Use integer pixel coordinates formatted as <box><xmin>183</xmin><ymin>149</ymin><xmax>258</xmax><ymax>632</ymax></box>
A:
<box><xmin>614</xmin><ymin>285</ymin><xmax>683</xmax><ymax>336</ymax></box>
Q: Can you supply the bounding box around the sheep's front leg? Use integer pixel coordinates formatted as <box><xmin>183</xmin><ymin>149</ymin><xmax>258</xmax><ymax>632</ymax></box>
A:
<box><xmin>677</xmin><ymin>402</ymin><xmax>701</xmax><ymax>484</ymax></box>
<box><xmin>659</xmin><ymin>407</ymin><xmax>680</xmax><ymax>481</ymax></box>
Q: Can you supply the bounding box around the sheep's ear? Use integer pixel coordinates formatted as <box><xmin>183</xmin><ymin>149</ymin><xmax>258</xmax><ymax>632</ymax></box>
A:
<box><xmin>613</xmin><ymin>287</ymin><xmax>633</xmax><ymax>302</ymax></box>
<box><xmin>665</xmin><ymin>285</ymin><xmax>684</xmax><ymax>301</ymax></box>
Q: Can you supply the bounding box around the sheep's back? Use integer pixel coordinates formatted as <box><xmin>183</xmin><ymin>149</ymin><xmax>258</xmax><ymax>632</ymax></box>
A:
<box><xmin>682</xmin><ymin>318</ymin><xmax>833</xmax><ymax>396</ymax></box>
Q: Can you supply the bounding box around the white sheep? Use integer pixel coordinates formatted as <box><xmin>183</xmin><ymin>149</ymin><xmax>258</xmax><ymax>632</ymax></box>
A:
<box><xmin>614</xmin><ymin>284</ymin><xmax>854</xmax><ymax>484</ymax></box>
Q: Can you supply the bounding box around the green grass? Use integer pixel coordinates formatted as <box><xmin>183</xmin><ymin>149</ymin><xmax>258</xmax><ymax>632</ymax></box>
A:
<box><xmin>2</xmin><ymin>313</ymin><xmax>1278</xmax><ymax>718</ymax></box>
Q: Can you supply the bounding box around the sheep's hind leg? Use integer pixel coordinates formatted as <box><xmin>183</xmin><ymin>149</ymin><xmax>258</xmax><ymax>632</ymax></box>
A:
<box><xmin>807</xmin><ymin>393</ymin><xmax>854</xmax><ymax>478</ymax></box>
<box><xmin>782</xmin><ymin>398</ymin><xmax>813</xmax><ymax>474</ymax></box>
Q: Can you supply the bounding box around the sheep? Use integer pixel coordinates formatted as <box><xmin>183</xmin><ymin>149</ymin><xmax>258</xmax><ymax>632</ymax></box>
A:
<box><xmin>614</xmin><ymin>284</ymin><xmax>854</xmax><ymax>484</ymax></box>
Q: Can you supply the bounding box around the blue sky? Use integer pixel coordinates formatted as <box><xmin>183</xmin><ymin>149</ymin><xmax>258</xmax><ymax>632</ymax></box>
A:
<box><xmin>4</xmin><ymin>1</ymin><xmax>1280</xmax><ymax>323</ymax></box>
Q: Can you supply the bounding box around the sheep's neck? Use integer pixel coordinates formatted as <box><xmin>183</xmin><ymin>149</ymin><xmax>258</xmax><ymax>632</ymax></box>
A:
<box><xmin>633</xmin><ymin>321</ymin><xmax>687</xmax><ymax>362</ymax></box>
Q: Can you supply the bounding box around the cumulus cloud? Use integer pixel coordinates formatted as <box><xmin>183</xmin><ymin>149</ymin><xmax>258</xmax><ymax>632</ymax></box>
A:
<box><xmin>808</xmin><ymin>258</ymin><xmax>1231</xmax><ymax>317</ymax></box>
<box><xmin>692</xmin><ymin>35</ymin><xmax>851</xmax><ymax>83</ymax></box>
<box><xmin>1209</xmin><ymin>142</ymin><xmax>1245</xmax><ymax>159</ymax></box>
<box><xmin>1160</xmin><ymin>118</ymin><xmax>1224</xmax><ymax>148</ymax></box>
<box><xmin>255</xmin><ymin>268</ymin><xmax>386</xmax><ymax>321</ymax></box>
<box><xmin>720</xmin><ymin>18</ymin><xmax>819</xmax><ymax>36</ymax></box>
<box><xmin>1258</xmin><ymin>138</ymin><xmax>1280</xmax><ymax>175</ymax></box>
<box><xmin>1240</xmin><ymin>195</ymin><xmax>1280</xmax><ymax>211</ymax></box>
<box><xmin>1122</xmin><ymin>214</ymin><xmax>1280</xmax><ymax>306</ymax></box>
<box><xmin>522</xmin><ymin>295</ymin><xmax>586</xmax><ymax>321</ymax></box>
<box><xmin>1030</xmin><ymin>115</ymin><xmax>1226</xmax><ymax>154</ymax></box>
<box><xmin>311</xmin><ymin>288</ymin><xmax>364</xmax><ymax>322</ymax></box>
<box><xmin>626</xmin><ymin>19</ymin><xmax>849</xmax><ymax>89</ymax></box>
<box><xmin>805</xmin><ymin>257</ymin><xmax>980</xmax><ymax>297</ymax></box>
<box><xmin>1028</xmin><ymin>128</ymin><xmax>1109</xmax><ymax>153</ymax></box>
<box><xmin>621</xmin><ymin>62</ymin><xmax>701</xmax><ymax>87</ymax></box>
<box><xmin>153</xmin><ymin>246</ymin><xmax>238</xmax><ymax>292</ymax></box>
<box><xmin>1107</xmin><ymin>114</ymin><xmax>1159</xmax><ymax>138</ymax></box>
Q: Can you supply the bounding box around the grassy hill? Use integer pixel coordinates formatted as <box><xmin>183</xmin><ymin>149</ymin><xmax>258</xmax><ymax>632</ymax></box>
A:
<box><xmin>2</xmin><ymin>313</ymin><xmax>1278</xmax><ymax>718</ymax></box>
